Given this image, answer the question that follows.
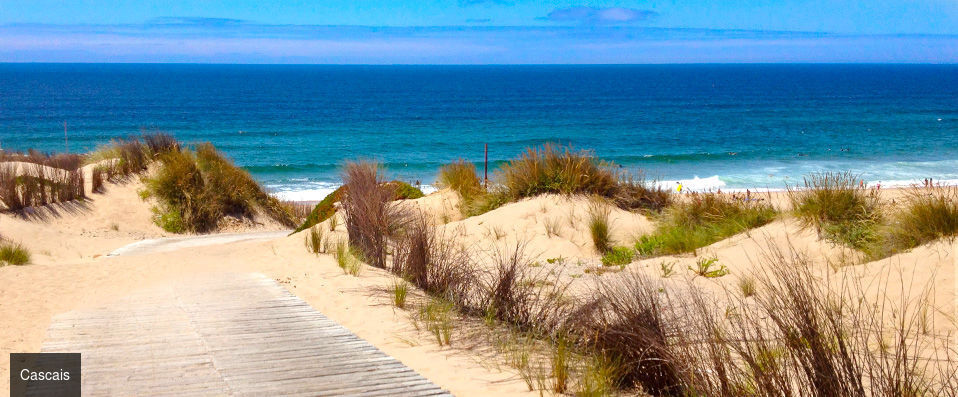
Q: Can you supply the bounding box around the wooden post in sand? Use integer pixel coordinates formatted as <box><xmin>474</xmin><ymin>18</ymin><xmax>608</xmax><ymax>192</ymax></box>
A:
<box><xmin>484</xmin><ymin>143</ymin><xmax>488</xmax><ymax>189</ymax></box>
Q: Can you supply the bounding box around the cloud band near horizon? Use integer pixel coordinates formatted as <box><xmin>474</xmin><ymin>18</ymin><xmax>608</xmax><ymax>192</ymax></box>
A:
<box><xmin>0</xmin><ymin>22</ymin><xmax>954</xmax><ymax>64</ymax></box>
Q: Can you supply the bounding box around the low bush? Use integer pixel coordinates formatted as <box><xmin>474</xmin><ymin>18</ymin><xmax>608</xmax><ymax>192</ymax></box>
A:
<box><xmin>0</xmin><ymin>241</ymin><xmax>30</xmax><ymax>266</ymax></box>
<box><xmin>294</xmin><ymin>187</ymin><xmax>345</xmax><ymax>233</ymax></box>
<box><xmin>391</xmin><ymin>281</ymin><xmax>409</xmax><ymax>309</ymax></box>
<box><xmin>306</xmin><ymin>226</ymin><xmax>326</xmax><ymax>254</ymax></box>
<box><xmin>143</xmin><ymin>143</ymin><xmax>296</xmax><ymax>233</ymax></box>
<box><xmin>636</xmin><ymin>193</ymin><xmax>777</xmax><ymax>256</ymax></box>
<box><xmin>790</xmin><ymin>172</ymin><xmax>881</xmax><ymax>250</ymax></box>
<box><xmin>601</xmin><ymin>246</ymin><xmax>633</xmax><ymax>267</ymax></box>
<box><xmin>418</xmin><ymin>298</ymin><xmax>455</xmax><ymax>346</ymax></box>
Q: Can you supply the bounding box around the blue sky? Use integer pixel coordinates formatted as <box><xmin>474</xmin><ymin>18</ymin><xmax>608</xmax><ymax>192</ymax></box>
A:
<box><xmin>0</xmin><ymin>0</ymin><xmax>955</xmax><ymax>63</ymax></box>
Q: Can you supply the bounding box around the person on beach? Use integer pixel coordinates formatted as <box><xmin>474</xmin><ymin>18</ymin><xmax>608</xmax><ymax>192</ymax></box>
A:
<box><xmin>676</xmin><ymin>182</ymin><xmax>683</xmax><ymax>193</ymax></box>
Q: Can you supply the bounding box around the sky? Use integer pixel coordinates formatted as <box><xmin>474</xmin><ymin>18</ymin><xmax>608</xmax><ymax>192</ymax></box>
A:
<box><xmin>0</xmin><ymin>0</ymin><xmax>955</xmax><ymax>63</ymax></box>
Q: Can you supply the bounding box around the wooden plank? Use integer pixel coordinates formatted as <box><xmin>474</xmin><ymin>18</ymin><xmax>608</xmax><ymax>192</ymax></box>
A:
<box><xmin>41</xmin><ymin>272</ymin><xmax>450</xmax><ymax>396</ymax></box>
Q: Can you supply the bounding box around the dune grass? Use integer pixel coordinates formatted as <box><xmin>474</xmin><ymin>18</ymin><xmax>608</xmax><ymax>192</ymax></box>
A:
<box><xmin>636</xmin><ymin>193</ymin><xmax>777</xmax><ymax>256</ymax></box>
<box><xmin>340</xmin><ymin>161</ymin><xmax>413</xmax><ymax>268</ymax></box>
<box><xmin>305</xmin><ymin>226</ymin><xmax>326</xmax><ymax>255</ymax></box>
<box><xmin>499</xmin><ymin>144</ymin><xmax>618</xmax><ymax>199</ymax></box>
<box><xmin>569</xmin><ymin>248</ymin><xmax>957</xmax><ymax>396</ymax></box>
<box><xmin>874</xmin><ymin>186</ymin><xmax>958</xmax><ymax>258</ymax></box>
<box><xmin>790</xmin><ymin>172</ymin><xmax>882</xmax><ymax>251</ymax></box>
<box><xmin>0</xmin><ymin>241</ymin><xmax>30</xmax><ymax>266</ymax></box>
<box><xmin>439</xmin><ymin>144</ymin><xmax>671</xmax><ymax>217</ymax></box>
<box><xmin>391</xmin><ymin>281</ymin><xmax>409</xmax><ymax>309</ymax></box>
<box><xmin>587</xmin><ymin>201</ymin><xmax>612</xmax><ymax>253</ymax></box>
<box><xmin>143</xmin><ymin>143</ymin><xmax>296</xmax><ymax>233</ymax></box>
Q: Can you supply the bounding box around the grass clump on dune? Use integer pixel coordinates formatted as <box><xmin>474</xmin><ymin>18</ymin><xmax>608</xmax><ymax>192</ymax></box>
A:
<box><xmin>636</xmin><ymin>193</ymin><xmax>777</xmax><ymax>256</ymax></box>
<box><xmin>499</xmin><ymin>144</ymin><xmax>618</xmax><ymax>199</ymax></box>
<box><xmin>439</xmin><ymin>144</ymin><xmax>671</xmax><ymax>217</ymax></box>
<box><xmin>587</xmin><ymin>201</ymin><xmax>612</xmax><ymax>253</ymax></box>
<box><xmin>876</xmin><ymin>186</ymin><xmax>958</xmax><ymax>258</ymax></box>
<box><xmin>143</xmin><ymin>143</ymin><xmax>296</xmax><ymax>233</ymax></box>
<box><xmin>340</xmin><ymin>161</ymin><xmax>412</xmax><ymax>268</ymax></box>
<box><xmin>0</xmin><ymin>241</ymin><xmax>30</xmax><ymax>266</ymax></box>
<box><xmin>790</xmin><ymin>172</ymin><xmax>881</xmax><ymax>251</ymax></box>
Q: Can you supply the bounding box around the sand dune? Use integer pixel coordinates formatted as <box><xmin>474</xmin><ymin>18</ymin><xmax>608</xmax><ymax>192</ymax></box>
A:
<box><xmin>1</xmin><ymin>172</ymin><xmax>955</xmax><ymax>395</ymax></box>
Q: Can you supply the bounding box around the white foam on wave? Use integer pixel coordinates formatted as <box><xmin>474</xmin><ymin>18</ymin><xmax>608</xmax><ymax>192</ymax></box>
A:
<box><xmin>268</xmin><ymin>183</ymin><xmax>438</xmax><ymax>202</ymax></box>
<box><xmin>656</xmin><ymin>175</ymin><xmax>727</xmax><ymax>192</ymax></box>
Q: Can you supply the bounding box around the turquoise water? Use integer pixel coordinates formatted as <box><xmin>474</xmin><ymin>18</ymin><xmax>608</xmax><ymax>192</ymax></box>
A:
<box><xmin>1</xmin><ymin>64</ymin><xmax>955</xmax><ymax>200</ymax></box>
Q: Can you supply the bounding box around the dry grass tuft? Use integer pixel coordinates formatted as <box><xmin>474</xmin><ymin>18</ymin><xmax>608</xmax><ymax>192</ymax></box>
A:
<box><xmin>341</xmin><ymin>161</ymin><xmax>410</xmax><ymax>268</ymax></box>
<box><xmin>391</xmin><ymin>213</ymin><xmax>475</xmax><ymax>306</ymax></box>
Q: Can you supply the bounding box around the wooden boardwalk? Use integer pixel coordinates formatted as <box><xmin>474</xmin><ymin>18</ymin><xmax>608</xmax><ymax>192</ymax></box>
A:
<box><xmin>42</xmin><ymin>273</ymin><xmax>452</xmax><ymax>396</ymax></box>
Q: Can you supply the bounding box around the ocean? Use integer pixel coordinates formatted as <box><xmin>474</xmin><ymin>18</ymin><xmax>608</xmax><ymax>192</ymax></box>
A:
<box><xmin>1</xmin><ymin>64</ymin><xmax>956</xmax><ymax>200</ymax></box>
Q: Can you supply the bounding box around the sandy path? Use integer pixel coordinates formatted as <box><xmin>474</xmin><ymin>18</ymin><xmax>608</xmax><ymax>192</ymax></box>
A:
<box><xmin>107</xmin><ymin>230</ymin><xmax>292</xmax><ymax>256</ymax></box>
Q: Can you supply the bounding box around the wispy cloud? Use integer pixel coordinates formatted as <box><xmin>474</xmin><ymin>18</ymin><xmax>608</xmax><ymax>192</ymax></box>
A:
<box><xmin>544</xmin><ymin>7</ymin><xmax>658</xmax><ymax>24</ymax></box>
<box><xmin>147</xmin><ymin>17</ymin><xmax>250</xmax><ymax>26</ymax></box>
<box><xmin>0</xmin><ymin>22</ymin><xmax>953</xmax><ymax>63</ymax></box>
<box><xmin>458</xmin><ymin>0</ymin><xmax>512</xmax><ymax>6</ymax></box>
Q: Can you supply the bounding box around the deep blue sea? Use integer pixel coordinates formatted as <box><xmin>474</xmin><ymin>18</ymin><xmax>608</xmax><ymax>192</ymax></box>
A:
<box><xmin>1</xmin><ymin>64</ymin><xmax>956</xmax><ymax>200</ymax></box>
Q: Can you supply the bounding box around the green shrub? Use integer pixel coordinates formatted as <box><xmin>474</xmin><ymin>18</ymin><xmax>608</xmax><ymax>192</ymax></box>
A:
<box><xmin>790</xmin><ymin>172</ymin><xmax>881</xmax><ymax>250</ymax></box>
<box><xmin>689</xmin><ymin>257</ymin><xmax>728</xmax><ymax>278</ymax></box>
<box><xmin>0</xmin><ymin>242</ymin><xmax>30</xmax><ymax>266</ymax></box>
<box><xmin>601</xmin><ymin>246</ymin><xmax>634</xmax><ymax>267</ymax></box>
<box><xmin>152</xmin><ymin>207</ymin><xmax>185</xmax><ymax>233</ymax></box>
<box><xmin>143</xmin><ymin>143</ymin><xmax>296</xmax><ymax>233</ymax></box>
<box><xmin>195</xmin><ymin>143</ymin><xmax>297</xmax><ymax>228</ymax></box>
<box><xmin>387</xmin><ymin>180</ymin><xmax>425</xmax><ymax>200</ymax></box>
<box><xmin>306</xmin><ymin>226</ymin><xmax>325</xmax><ymax>254</ymax></box>
<box><xmin>638</xmin><ymin>193</ymin><xmax>777</xmax><ymax>256</ymax></box>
